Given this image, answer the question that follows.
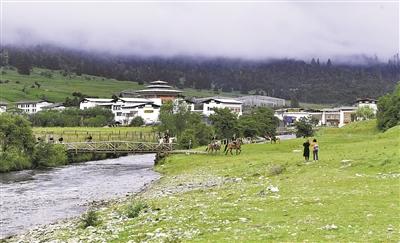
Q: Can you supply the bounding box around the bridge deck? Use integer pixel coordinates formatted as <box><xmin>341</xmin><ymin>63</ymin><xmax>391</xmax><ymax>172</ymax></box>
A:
<box><xmin>63</xmin><ymin>141</ymin><xmax>175</xmax><ymax>154</ymax></box>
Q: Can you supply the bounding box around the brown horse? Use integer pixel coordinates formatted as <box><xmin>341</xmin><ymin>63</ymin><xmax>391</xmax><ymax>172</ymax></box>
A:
<box><xmin>206</xmin><ymin>140</ymin><xmax>221</xmax><ymax>153</ymax></box>
<box><xmin>224</xmin><ymin>139</ymin><xmax>242</xmax><ymax>155</ymax></box>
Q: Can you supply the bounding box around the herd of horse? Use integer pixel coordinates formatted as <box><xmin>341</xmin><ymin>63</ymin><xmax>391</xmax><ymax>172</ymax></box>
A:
<box><xmin>205</xmin><ymin>134</ymin><xmax>281</xmax><ymax>155</ymax></box>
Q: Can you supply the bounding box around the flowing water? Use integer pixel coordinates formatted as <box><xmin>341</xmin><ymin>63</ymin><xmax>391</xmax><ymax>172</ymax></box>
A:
<box><xmin>0</xmin><ymin>154</ymin><xmax>159</xmax><ymax>238</ymax></box>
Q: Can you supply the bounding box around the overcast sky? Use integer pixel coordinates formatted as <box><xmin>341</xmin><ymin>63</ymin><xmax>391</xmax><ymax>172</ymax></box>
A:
<box><xmin>1</xmin><ymin>1</ymin><xmax>399</xmax><ymax>60</ymax></box>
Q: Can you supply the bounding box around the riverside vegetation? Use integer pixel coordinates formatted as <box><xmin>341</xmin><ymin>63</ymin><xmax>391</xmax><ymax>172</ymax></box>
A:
<box><xmin>6</xmin><ymin>120</ymin><xmax>399</xmax><ymax>242</ymax></box>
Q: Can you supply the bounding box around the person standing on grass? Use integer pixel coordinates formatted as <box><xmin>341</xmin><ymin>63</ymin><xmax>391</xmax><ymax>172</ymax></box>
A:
<box><xmin>303</xmin><ymin>139</ymin><xmax>310</xmax><ymax>161</ymax></box>
<box><xmin>312</xmin><ymin>139</ymin><xmax>319</xmax><ymax>161</ymax></box>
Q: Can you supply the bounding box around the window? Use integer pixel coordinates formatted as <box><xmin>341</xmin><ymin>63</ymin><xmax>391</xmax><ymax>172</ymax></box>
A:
<box><xmin>144</xmin><ymin>110</ymin><xmax>154</xmax><ymax>113</ymax></box>
<box><xmin>116</xmin><ymin>112</ymin><xmax>122</xmax><ymax>116</ymax></box>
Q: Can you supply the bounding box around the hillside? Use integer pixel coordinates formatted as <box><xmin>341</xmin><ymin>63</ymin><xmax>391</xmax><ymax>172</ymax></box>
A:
<box><xmin>2</xmin><ymin>45</ymin><xmax>399</xmax><ymax>104</ymax></box>
<box><xmin>0</xmin><ymin>67</ymin><xmax>235</xmax><ymax>103</ymax></box>
<box><xmin>8</xmin><ymin>120</ymin><xmax>400</xmax><ymax>242</ymax></box>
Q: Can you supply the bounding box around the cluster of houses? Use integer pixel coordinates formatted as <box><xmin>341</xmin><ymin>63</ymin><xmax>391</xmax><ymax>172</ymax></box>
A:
<box><xmin>0</xmin><ymin>79</ymin><xmax>378</xmax><ymax>128</ymax></box>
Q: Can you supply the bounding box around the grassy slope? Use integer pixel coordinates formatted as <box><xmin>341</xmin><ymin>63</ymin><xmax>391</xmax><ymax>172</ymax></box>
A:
<box><xmin>27</xmin><ymin>120</ymin><xmax>399</xmax><ymax>242</ymax></box>
<box><xmin>0</xmin><ymin>67</ymin><xmax>234</xmax><ymax>103</ymax></box>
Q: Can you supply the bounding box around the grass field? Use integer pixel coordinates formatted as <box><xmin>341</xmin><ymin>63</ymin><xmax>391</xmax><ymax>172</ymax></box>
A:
<box><xmin>33</xmin><ymin>126</ymin><xmax>158</xmax><ymax>143</ymax></box>
<box><xmin>12</xmin><ymin>120</ymin><xmax>400</xmax><ymax>242</ymax></box>
<box><xmin>0</xmin><ymin>67</ymin><xmax>235</xmax><ymax>103</ymax></box>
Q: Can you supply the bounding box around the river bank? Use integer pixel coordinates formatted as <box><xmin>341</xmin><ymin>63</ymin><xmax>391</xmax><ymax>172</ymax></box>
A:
<box><xmin>0</xmin><ymin>154</ymin><xmax>159</xmax><ymax>239</ymax></box>
<box><xmin>4</xmin><ymin>121</ymin><xmax>400</xmax><ymax>242</ymax></box>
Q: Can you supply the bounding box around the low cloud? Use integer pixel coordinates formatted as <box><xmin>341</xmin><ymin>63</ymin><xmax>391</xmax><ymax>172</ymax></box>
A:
<box><xmin>2</xmin><ymin>1</ymin><xmax>399</xmax><ymax>60</ymax></box>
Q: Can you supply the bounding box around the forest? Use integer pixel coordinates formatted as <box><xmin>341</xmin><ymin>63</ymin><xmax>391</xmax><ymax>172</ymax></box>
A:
<box><xmin>1</xmin><ymin>45</ymin><xmax>399</xmax><ymax>104</ymax></box>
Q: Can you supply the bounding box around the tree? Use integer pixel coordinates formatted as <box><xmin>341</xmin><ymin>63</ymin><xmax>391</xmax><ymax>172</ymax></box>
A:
<box><xmin>237</xmin><ymin>107</ymin><xmax>279</xmax><ymax>138</ymax></box>
<box><xmin>209</xmin><ymin>108</ymin><xmax>238</xmax><ymax>139</ymax></box>
<box><xmin>377</xmin><ymin>83</ymin><xmax>400</xmax><ymax>131</ymax></box>
<box><xmin>295</xmin><ymin>117</ymin><xmax>314</xmax><ymax>138</ymax></box>
<box><xmin>356</xmin><ymin>106</ymin><xmax>375</xmax><ymax>120</ymax></box>
<box><xmin>14</xmin><ymin>52</ymin><xmax>32</xmax><ymax>75</ymax></box>
<box><xmin>130</xmin><ymin>116</ymin><xmax>144</xmax><ymax>127</ymax></box>
<box><xmin>0</xmin><ymin>113</ymin><xmax>35</xmax><ymax>154</ymax></box>
<box><xmin>290</xmin><ymin>97</ymin><xmax>300</xmax><ymax>108</ymax></box>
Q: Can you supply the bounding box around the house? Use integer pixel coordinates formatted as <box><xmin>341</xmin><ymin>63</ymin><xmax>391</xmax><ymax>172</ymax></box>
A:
<box><xmin>41</xmin><ymin>103</ymin><xmax>66</xmax><ymax>111</ymax></box>
<box><xmin>173</xmin><ymin>98</ymin><xmax>195</xmax><ymax>113</ymax></box>
<box><xmin>0</xmin><ymin>102</ymin><xmax>7</xmax><ymax>113</ymax></box>
<box><xmin>79</xmin><ymin>98</ymin><xmax>114</xmax><ymax>110</ymax></box>
<box><xmin>121</xmin><ymin>80</ymin><xmax>182</xmax><ymax>105</ymax></box>
<box><xmin>120</xmin><ymin>103</ymin><xmax>161</xmax><ymax>125</ymax></box>
<box><xmin>274</xmin><ymin>108</ymin><xmax>313</xmax><ymax>126</ymax></box>
<box><xmin>15</xmin><ymin>100</ymin><xmax>54</xmax><ymax>114</ymax></box>
<box><xmin>356</xmin><ymin>98</ymin><xmax>378</xmax><ymax>113</ymax></box>
<box><xmin>199</xmin><ymin>97</ymin><xmax>243</xmax><ymax>117</ymax></box>
<box><xmin>236</xmin><ymin>95</ymin><xmax>286</xmax><ymax>110</ymax></box>
<box><xmin>112</xmin><ymin>97</ymin><xmax>160</xmax><ymax>125</ymax></box>
<box><xmin>321</xmin><ymin>106</ymin><xmax>357</xmax><ymax>127</ymax></box>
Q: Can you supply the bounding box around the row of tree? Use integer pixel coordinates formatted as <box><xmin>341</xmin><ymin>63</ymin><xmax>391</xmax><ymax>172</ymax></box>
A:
<box><xmin>1</xmin><ymin>45</ymin><xmax>399</xmax><ymax>104</ymax></box>
<box><xmin>29</xmin><ymin>107</ymin><xmax>114</xmax><ymax>127</ymax></box>
<box><xmin>158</xmin><ymin>102</ymin><xmax>280</xmax><ymax>149</ymax></box>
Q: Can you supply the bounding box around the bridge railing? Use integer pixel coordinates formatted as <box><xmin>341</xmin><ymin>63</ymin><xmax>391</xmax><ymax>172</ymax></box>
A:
<box><xmin>63</xmin><ymin>141</ymin><xmax>176</xmax><ymax>154</ymax></box>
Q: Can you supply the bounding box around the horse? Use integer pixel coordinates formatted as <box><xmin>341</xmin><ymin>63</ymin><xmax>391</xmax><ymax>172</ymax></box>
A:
<box><xmin>270</xmin><ymin>135</ymin><xmax>281</xmax><ymax>144</ymax></box>
<box><xmin>86</xmin><ymin>135</ymin><xmax>93</xmax><ymax>142</ymax></box>
<box><xmin>158</xmin><ymin>136</ymin><xmax>176</xmax><ymax>144</ymax></box>
<box><xmin>206</xmin><ymin>140</ymin><xmax>221</xmax><ymax>153</ymax></box>
<box><xmin>224</xmin><ymin>138</ymin><xmax>242</xmax><ymax>155</ymax></box>
<box><xmin>266</xmin><ymin>134</ymin><xmax>280</xmax><ymax>144</ymax></box>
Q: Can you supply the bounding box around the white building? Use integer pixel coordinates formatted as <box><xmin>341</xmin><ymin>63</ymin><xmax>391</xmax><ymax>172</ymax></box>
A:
<box><xmin>236</xmin><ymin>95</ymin><xmax>286</xmax><ymax>108</ymax></box>
<box><xmin>200</xmin><ymin>98</ymin><xmax>243</xmax><ymax>117</ymax></box>
<box><xmin>356</xmin><ymin>98</ymin><xmax>378</xmax><ymax>113</ymax></box>
<box><xmin>112</xmin><ymin>97</ymin><xmax>161</xmax><ymax>125</ymax></box>
<box><xmin>119</xmin><ymin>103</ymin><xmax>161</xmax><ymax>125</ymax></box>
<box><xmin>321</xmin><ymin>106</ymin><xmax>357</xmax><ymax>127</ymax></box>
<box><xmin>0</xmin><ymin>102</ymin><xmax>7</xmax><ymax>113</ymax></box>
<box><xmin>173</xmin><ymin>98</ymin><xmax>195</xmax><ymax>113</ymax></box>
<box><xmin>79</xmin><ymin>97</ymin><xmax>162</xmax><ymax>125</ymax></box>
<box><xmin>41</xmin><ymin>103</ymin><xmax>66</xmax><ymax>111</ymax></box>
<box><xmin>15</xmin><ymin>100</ymin><xmax>54</xmax><ymax>114</ymax></box>
<box><xmin>79</xmin><ymin>98</ymin><xmax>114</xmax><ymax>110</ymax></box>
<box><xmin>274</xmin><ymin>108</ymin><xmax>312</xmax><ymax>126</ymax></box>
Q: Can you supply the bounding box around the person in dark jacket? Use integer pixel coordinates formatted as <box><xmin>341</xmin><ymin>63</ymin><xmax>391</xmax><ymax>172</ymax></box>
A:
<box><xmin>303</xmin><ymin>139</ymin><xmax>310</xmax><ymax>161</ymax></box>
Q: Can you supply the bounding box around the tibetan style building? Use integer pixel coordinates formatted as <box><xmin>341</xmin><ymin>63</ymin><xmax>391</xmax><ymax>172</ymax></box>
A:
<box><xmin>135</xmin><ymin>80</ymin><xmax>182</xmax><ymax>103</ymax></box>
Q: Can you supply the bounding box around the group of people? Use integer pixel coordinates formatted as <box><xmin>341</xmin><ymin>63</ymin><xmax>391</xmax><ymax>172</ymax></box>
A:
<box><xmin>303</xmin><ymin>138</ymin><xmax>319</xmax><ymax>161</ymax></box>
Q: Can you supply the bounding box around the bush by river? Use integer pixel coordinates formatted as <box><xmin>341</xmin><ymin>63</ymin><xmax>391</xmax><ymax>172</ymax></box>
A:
<box><xmin>0</xmin><ymin>114</ymin><xmax>68</xmax><ymax>172</ymax></box>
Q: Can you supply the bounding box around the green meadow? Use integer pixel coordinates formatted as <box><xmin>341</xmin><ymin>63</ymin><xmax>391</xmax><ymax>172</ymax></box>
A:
<box><xmin>0</xmin><ymin>67</ymin><xmax>234</xmax><ymax>103</ymax></box>
<box><xmin>16</xmin><ymin>120</ymin><xmax>399</xmax><ymax>242</ymax></box>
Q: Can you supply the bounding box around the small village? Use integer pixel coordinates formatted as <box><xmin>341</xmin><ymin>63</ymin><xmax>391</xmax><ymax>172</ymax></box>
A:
<box><xmin>0</xmin><ymin>79</ymin><xmax>377</xmax><ymax>128</ymax></box>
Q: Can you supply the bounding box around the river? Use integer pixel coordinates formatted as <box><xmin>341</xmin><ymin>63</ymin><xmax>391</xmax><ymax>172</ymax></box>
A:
<box><xmin>0</xmin><ymin>154</ymin><xmax>159</xmax><ymax>238</ymax></box>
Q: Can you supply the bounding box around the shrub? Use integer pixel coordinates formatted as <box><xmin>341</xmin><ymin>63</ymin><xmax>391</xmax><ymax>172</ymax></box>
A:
<box><xmin>32</xmin><ymin>143</ymin><xmax>68</xmax><ymax>168</ymax></box>
<box><xmin>126</xmin><ymin>201</ymin><xmax>148</xmax><ymax>218</ymax></box>
<box><xmin>179</xmin><ymin>129</ymin><xmax>196</xmax><ymax>149</ymax></box>
<box><xmin>0</xmin><ymin>147</ymin><xmax>31</xmax><ymax>172</ymax></box>
<box><xmin>130</xmin><ymin>116</ymin><xmax>144</xmax><ymax>127</ymax></box>
<box><xmin>81</xmin><ymin>210</ymin><xmax>101</xmax><ymax>228</ymax></box>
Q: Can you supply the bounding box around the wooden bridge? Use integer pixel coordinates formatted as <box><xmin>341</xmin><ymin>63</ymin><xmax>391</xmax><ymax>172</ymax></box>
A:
<box><xmin>62</xmin><ymin>141</ymin><xmax>207</xmax><ymax>155</ymax></box>
<box><xmin>63</xmin><ymin>141</ymin><xmax>175</xmax><ymax>154</ymax></box>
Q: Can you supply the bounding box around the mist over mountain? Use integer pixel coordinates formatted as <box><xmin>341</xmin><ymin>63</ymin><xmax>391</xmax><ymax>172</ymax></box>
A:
<box><xmin>1</xmin><ymin>44</ymin><xmax>399</xmax><ymax>105</ymax></box>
